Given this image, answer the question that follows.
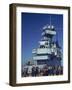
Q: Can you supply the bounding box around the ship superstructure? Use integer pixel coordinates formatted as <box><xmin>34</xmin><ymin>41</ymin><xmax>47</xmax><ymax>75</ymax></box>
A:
<box><xmin>32</xmin><ymin>24</ymin><xmax>62</xmax><ymax>68</ymax></box>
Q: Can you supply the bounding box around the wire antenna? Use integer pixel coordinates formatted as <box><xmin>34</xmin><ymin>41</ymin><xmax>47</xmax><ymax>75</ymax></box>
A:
<box><xmin>50</xmin><ymin>15</ymin><xmax>52</xmax><ymax>27</ymax></box>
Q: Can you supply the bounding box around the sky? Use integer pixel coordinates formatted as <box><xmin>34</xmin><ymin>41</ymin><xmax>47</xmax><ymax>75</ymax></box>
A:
<box><xmin>21</xmin><ymin>12</ymin><xmax>63</xmax><ymax>64</ymax></box>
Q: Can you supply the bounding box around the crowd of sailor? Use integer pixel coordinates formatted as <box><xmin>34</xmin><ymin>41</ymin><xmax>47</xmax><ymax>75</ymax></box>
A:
<box><xmin>22</xmin><ymin>65</ymin><xmax>63</xmax><ymax>77</ymax></box>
